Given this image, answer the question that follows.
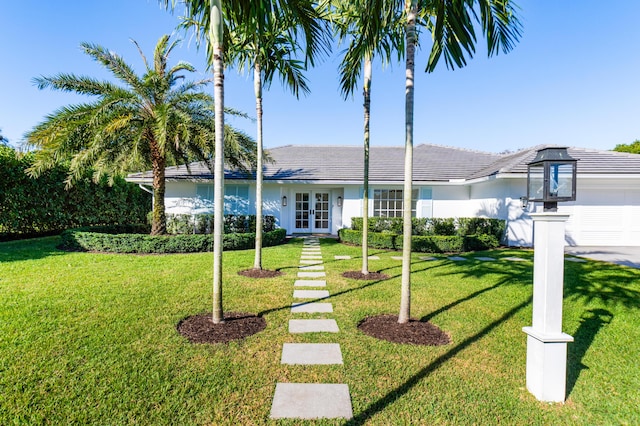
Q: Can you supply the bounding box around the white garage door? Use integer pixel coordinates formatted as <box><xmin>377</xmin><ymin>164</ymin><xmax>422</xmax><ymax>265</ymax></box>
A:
<box><xmin>565</xmin><ymin>188</ymin><xmax>640</xmax><ymax>246</ymax></box>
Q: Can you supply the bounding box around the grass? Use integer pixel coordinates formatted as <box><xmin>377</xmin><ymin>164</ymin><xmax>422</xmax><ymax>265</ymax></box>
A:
<box><xmin>1</xmin><ymin>237</ymin><xmax>639</xmax><ymax>425</ymax></box>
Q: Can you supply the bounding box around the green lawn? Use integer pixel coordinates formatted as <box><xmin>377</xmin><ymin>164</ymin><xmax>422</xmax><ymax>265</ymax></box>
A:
<box><xmin>1</xmin><ymin>237</ymin><xmax>638</xmax><ymax>425</ymax></box>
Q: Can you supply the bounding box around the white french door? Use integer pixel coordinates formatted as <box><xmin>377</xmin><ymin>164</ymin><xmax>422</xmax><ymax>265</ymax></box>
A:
<box><xmin>294</xmin><ymin>191</ymin><xmax>330</xmax><ymax>233</ymax></box>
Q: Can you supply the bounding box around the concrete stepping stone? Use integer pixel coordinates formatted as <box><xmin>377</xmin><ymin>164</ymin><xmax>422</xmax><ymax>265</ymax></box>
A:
<box><xmin>300</xmin><ymin>260</ymin><xmax>323</xmax><ymax>265</ymax></box>
<box><xmin>566</xmin><ymin>257</ymin><xmax>587</xmax><ymax>262</ymax></box>
<box><xmin>448</xmin><ymin>256</ymin><xmax>467</xmax><ymax>261</ymax></box>
<box><xmin>475</xmin><ymin>256</ymin><xmax>496</xmax><ymax>261</ymax></box>
<box><xmin>334</xmin><ymin>255</ymin><xmax>351</xmax><ymax>260</ymax></box>
<box><xmin>291</xmin><ymin>302</ymin><xmax>333</xmax><ymax>313</ymax></box>
<box><xmin>503</xmin><ymin>256</ymin><xmax>527</xmax><ymax>262</ymax></box>
<box><xmin>368</xmin><ymin>255</ymin><xmax>380</xmax><ymax>260</ymax></box>
<box><xmin>293</xmin><ymin>289</ymin><xmax>330</xmax><ymax>299</ymax></box>
<box><xmin>270</xmin><ymin>383</ymin><xmax>353</xmax><ymax>419</ymax></box>
<box><xmin>295</xmin><ymin>280</ymin><xmax>326</xmax><ymax>287</ymax></box>
<box><xmin>298</xmin><ymin>271</ymin><xmax>326</xmax><ymax>278</ymax></box>
<box><xmin>391</xmin><ymin>256</ymin><xmax>403</xmax><ymax>260</ymax></box>
<box><xmin>289</xmin><ymin>319</ymin><xmax>339</xmax><ymax>333</ymax></box>
<box><xmin>281</xmin><ymin>343</ymin><xmax>343</xmax><ymax>365</ymax></box>
<box><xmin>420</xmin><ymin>256</ymin><xmax>437</xmax><ymax>261</ymax></box>
<box><xmin>301</xmin><ymin>255</ymin><xmax>323</xmax><ymax>260</ymax></box>
<box><xmin>302</xmin><ymin>249</ymin><xmax>321</xmax><ymax>253</ymax></box>
<box><xmin>299</xmin><ymin>265</ymin><xmax>325</xmax><ymax>270</ymax></box>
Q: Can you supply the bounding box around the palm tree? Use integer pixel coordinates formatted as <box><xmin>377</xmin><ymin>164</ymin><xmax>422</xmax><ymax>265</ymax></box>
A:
<box><xmin>228</xmin><ymin>9</ymin><xmax>329</xmax><ymax>271</ymax></box>
<box><xmin>26</xmin><ymin>35</ymin><xmax>256</xmax><ymax>236</ymax></box>
<box><xmin>331</xmin><ymin>0</ymin><xmax>404</xmax><ymax>275</ymax></box>
<box><xmin>161</xmin><ymin>0</ymin><xmax>328</xmax><ymax>323</ymax></box>
<box><xmin>397</xmin><ymin>0</ymin><xmax>522</xmax><ymax>323</ymax></box>
<box><xmin>0</xmin><ymin>129</ymin><xmax>7</xmax><ymax>145</ymax></box>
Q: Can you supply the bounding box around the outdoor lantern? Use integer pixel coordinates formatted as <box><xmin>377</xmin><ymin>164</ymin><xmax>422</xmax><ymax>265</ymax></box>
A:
<box><xmin>281</xmin><ymin>195</ymin><xmax>287</xmax><ymax>207</ymax></box>
<box><xmin>337</xmin><ymin>196</ymin><xmax>343</xmax><ymax>207</ymax></box>
<box><xmin>527</xmin><ymin>147</ymin><xmax>577</xmax><ymax>212</ymax></box>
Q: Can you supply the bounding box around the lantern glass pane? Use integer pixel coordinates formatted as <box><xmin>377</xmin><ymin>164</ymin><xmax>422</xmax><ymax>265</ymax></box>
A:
<box><xmin>528</xmin><ymin>164</ymin><xmax>545</xmax><ymax>200</ymax></box>
<box><xmin>550</xmin><ymin>163</ymin><xmax>574</xmax><ymax>198</ymax></box>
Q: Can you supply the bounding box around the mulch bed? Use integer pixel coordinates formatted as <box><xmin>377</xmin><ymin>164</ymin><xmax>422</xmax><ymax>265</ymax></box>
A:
<box><xmin>342</xmin><ymin>271</ymin><xmax>389</xmax><ymax>280</ymax></box>
<box><xmin>237</xmin><ymin>268</ymin><xmax>282</xmax><ymax>278</ymax></box>
<box><xmin>177</xmin><ymin>312</ymin><xmax>266</xmax><ymax>344</ymax></box>
<box><xmin>358</xmin><ymin>314</ymin><xmax>451</xmax><ymax>346</ymax></box>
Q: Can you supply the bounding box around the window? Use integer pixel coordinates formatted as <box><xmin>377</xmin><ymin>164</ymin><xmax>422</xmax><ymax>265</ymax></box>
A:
<box><xmin>195</xmin><ymin>184</ymin><xmax>249</xmax><ymax>214</ymax></box>
<box><xmin>373</xmin><ymin>188</ymin><xmax>418</xmax><ymax>217</ymax></box>
<box><xmin>224</xmin><ymin>185</ymin><xmax>249</xmax><ymax>215</ymax></box>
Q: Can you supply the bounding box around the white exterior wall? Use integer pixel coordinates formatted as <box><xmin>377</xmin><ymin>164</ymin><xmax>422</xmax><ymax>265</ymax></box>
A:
<box><xmin>164</xmin><ymin>181</ymin><xmax>200</xmax><ymax>215</ymax></box>
<box><xmin>161</xmin><ymin>176</ymin><xmax>640</xmax><ymax>247</ymax></box>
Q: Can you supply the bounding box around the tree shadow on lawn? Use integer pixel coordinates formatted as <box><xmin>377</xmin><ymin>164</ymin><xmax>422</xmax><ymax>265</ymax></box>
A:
<box><xmin>257</xmin><ymin>262</ymin><xmax>447</xmax><ymax>318</ymax></box>
<box><xmin>347</xmin><ymin>297</ymin><xmax>532</xmax><ymax>425</ymax></box>
<box><xmin>0</xmin><ymin>236</ymin><xmax>67</xmax><ymax>263</ymax></box>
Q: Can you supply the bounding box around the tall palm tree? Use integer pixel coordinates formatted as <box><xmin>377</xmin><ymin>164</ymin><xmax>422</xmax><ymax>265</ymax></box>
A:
<box><xmin>398</xmin><ymin>0</ymin><xmax>522</xmax><ymax>323</ymax></box>
<box><xmin>227</xmin><ymin>14</ymin><xmax>324</xmax><ymax>271</ymax></box>
<box><xmin>0</xmin><ymin>129</ymin><xmax>7</xmax><ymax>145</ymax></box>
<box><xmin>161</xmin><ymin>0</ymin><xmax>328</xmax><ymax>323</ymax></box>
<box><xmin>331</xmin><ymin>0</ymin><xmax>404</xmax><ymax>275</ymax></box>
<box><xmin>26</xmin><ymin>35</ymin><xmax>256</xmax><ymax>236</ymax></box>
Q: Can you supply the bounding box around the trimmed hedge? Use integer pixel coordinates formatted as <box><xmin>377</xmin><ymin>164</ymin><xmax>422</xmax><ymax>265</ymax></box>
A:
<box><xmin>165</xmin><ymin>214</ymin><xmax>277</xmax><ymax>235</ymax></box>
<box><xmin>338</xmin><ymin>229</ymin><xmax>500</xmax><ymax>253</ymax></box>
<box><xmin>0</xmin><ymin>145</ymin><xmax>150</xmax><ymax>240</ymax></box>
<box><xmin>349</xmin><ymin>217</ymin><xmax>505</xmax><ymax>241</ymax></box>
<box><xmin>60</xmin><ymin>225</ymin><xmax>287</xmax><ymax>254</ymax></box>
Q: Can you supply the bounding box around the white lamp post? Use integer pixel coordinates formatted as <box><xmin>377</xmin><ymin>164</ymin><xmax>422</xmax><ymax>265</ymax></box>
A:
<box><xmin>522</xmin><ymin>147</ymin><xmax>577</xmax><ymax>403</ymax></box>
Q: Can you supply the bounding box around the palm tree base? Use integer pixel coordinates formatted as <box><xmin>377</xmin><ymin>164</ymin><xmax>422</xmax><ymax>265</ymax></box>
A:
<box><xmin>177</xmin><ymin>312</ymin><xmax>265</xmax><ymax>343</ymax></box>
<box><xmin>238</xmin><ymin>268</ymin><xmax>282</xmax><ymax>278</ymax></box>
<box><xmin>358</xmin><ymin>314</ymin><xmax>450</xmax><ymax>345</ymax></box>
<box><xmin>342</xmin><ymin>271</ymin><xmax>389</xmax><ymax>280</ymax></box>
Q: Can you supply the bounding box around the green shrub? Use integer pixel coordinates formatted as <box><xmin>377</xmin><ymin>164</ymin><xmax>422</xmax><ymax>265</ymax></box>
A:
<box><xmin>60</xmin><ymin>225</ymin><xmax>287</xmax><ymax>253</ymax></box>
<box><xmin>463</xmin><ymin>234</ymin><xmax>500</xmax><ymax>251</ymax></box>
<box><xmin>429</xmin><ymin>218</ymin><xmax>457</xmax><ymax>236</ymax></box>
<box><xmin>339</xmin><ymin>229</ymin><xmax>498</xmax><ymax>253</ymax></box>
<box><xmin>412</xmin><ymin>235</ymin><xmax>464</xmax><ymax>253</ymax></box>
<box><xmin>349</xmin><ymin>216</ymin><xmax>505</xmax><ymax>241</ymax></box>
<box><xmin>0</xmin><ymin>145</ymin><xmax>149</xmax><ymax>240</ymax></box>
<box><xmin>167</xmin><ymin>214</ymin><xmax>194</xmax><ymax>235</ymax></box>
<box><xmin>165</xmin><ymin>214</ymin><xmax>277</xmax><ymax>235</ymax></box>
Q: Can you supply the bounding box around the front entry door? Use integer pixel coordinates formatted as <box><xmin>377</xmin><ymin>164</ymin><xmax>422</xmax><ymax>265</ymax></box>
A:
<box><xmin>294</xmin><ymin>192</ymin><xmax>330</xmax><ymax>233</ymax></box>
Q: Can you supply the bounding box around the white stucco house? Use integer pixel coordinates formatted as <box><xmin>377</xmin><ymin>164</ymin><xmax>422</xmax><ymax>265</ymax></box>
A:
<box><xmin>126</xmin><ymin>144</ymin><xmax>640</xmax><ymax>247</ymax></box>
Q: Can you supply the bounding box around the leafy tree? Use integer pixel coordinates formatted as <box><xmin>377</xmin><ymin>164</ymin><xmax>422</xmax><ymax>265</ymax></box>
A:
<box><xmin>226</xmin><ymin>7</ymin><xmax>328</xmax><ymax>271</ymax></box>
<box><xmin>330</xmin><ymin>0</ymin><xmax>404</xmax><ymax>275</ymax></box>
<box><xmin>25</xmin><ymin>35</ymin><xmax>255</xmax><ymax>236</ymax></box>
<box><xmin>0</xmin><ymin>129</ymin><xmax>8</xmax><ymax>145</ymax></box>
<box><xmin>161</xmin><ymin>0</ymin><xmax>328</xmax><ymax>323</ymax></box>
<box><xmin>613</xmin><ymin>140</ymin><xmax>640</xmax><ymax>154</ymax></box>
<box><xmin>396</xmin><ymin>0</ymin><xmax>522</xmax><ymax>323</ymax></box>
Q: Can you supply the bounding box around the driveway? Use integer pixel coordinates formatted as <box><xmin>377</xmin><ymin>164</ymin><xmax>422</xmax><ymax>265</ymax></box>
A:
<box><xmin>565</xmin><ymin>246</ymin><xmax>640</xmax><ymax>269</ymax></box>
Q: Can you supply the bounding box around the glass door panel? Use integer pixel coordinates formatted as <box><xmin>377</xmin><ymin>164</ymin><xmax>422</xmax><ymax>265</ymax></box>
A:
<box><xmin>313</xmin><ymin>192</ymin><xmax>330</xmax><ymax>232</ymax></box>
<box><xmin>295</xmin><ymin>192</ymin><xmax>310</xmax><ymax>231</ymax></box>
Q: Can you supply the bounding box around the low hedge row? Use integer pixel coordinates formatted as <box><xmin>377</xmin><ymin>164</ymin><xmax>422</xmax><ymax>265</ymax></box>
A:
<box><xmin>350</xmin><ymin>217</ymin><xmax>506</xmax><ymax>240</ymax></box>
<box><xmin>338</xmin><ymin>229</ymin><xmax>499</xmax><ymax>253</ymax></box>
<box><xmin>164</xmin><ymin>214</ymin><xmax>277</xmax><ymax>235</ymax></box>
<box><xmin>60</xmin><ymin>225</ymin><xmax>287</xmax><ymax>254</ymax></box>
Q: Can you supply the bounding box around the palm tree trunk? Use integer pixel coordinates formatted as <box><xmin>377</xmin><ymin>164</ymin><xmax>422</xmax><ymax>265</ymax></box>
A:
<box><xmin>361</xmin><ymin>56</ymin><xmax>372</xmax><ymax>275</ymax></box>
<box><xmin>253</xmin><ymin>60</ymin><xmax>264</xmax><ymax>270</ymax></box>
<box><xmin>150</xmin><ymin>139</ymin><xmax>167</xmax><ymax>236</ymax></box>
<box><xmin>399</xmin><ymin>0</ymin><xmax>417</xmax><ymax>324</ymax></box>
<box><xmin>210</xmin><ymin>0</ymin><xmax>225</xmax><ymax>324</ymax></box>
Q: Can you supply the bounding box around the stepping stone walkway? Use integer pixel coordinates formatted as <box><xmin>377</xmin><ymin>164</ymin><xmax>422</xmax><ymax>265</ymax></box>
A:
<box><xmin>270</xmin><ymin>236</ymin><xmax>353</xmax><ymax>420</ymax></box>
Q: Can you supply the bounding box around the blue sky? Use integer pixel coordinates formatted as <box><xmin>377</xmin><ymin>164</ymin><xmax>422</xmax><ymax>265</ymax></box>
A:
<box><xmin>1</xmin><ymin>0</ymin><xmax>639</xmax><ymax>153</ymax></box>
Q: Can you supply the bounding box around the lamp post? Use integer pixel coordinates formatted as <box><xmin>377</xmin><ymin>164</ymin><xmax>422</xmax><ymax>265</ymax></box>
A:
<box><xmin>522</xmin><ymin>147</ymin><xmax>577</xmax><ymax>403</ymax></box>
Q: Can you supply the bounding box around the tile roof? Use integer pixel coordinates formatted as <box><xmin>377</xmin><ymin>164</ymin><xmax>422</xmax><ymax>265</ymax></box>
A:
<box><xmin>126</xmin><ymin>144</ymin><xmax>640</xmax><ymax>184</ymax></box>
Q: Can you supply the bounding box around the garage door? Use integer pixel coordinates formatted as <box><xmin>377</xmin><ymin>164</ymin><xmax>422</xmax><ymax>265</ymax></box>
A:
<box><xmin>566</xmin><ymin>188</ymin><xmax>640</xmax><ymax>246</ymax></box>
